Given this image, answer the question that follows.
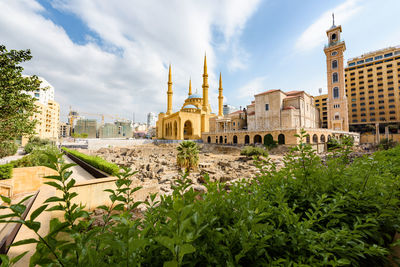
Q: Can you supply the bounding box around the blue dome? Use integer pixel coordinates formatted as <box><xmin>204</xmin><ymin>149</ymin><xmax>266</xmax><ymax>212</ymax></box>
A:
<box><xmin>188</xmin><ymin>94</ymin><xmax>202</xmax><ymax>99</ymax></box>
<box><xmin>183</xmin><ymin>104</ymin><xmax>198</xmax><ymax>109</ymax></box>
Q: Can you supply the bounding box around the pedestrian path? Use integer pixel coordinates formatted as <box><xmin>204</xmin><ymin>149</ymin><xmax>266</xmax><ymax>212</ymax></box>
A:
<box><xmin>0</xmin><ymin>148</ymin><xmax>25</xmax><ymax>165</ymax></box>
<box><xmin>63</xmin><ymin>156</ymin><xmax>94</xmax><ymax>182</ymax></box>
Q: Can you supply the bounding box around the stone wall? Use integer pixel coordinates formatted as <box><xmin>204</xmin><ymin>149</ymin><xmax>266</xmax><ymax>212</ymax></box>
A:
<box><xmin>0</xmin><ymin>166</ymin><xmax>57</xmax><ymax>197</ymax></box>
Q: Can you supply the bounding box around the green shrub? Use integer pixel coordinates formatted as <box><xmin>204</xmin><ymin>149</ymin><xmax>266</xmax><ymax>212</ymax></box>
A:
<box><xmin>0</xmin><ymin>164</ymin><xmax>13</xmax><ymax>179</ymax></box>
<box><xmin>1</xmin><ymin>130</ymin><xmax>400</xmax><ymax>266</ymax></box>
<box><xmin>62</xmin><ymin>147</ymin><xmax>119</xmax><ymax>175</ymax></box>
<box><xmin>0</xmin><ymin>141</ymin><xmax>18</xmax><ymax>158</ymax></box>
<box><xmin>11</xmin><ymin>145</ymin><xmax>59</xmax><ymax>168</ymax></box>
<box><xmin>378</xmin><ymin>138</ymin><xmax>397</xmax><ymax>150</ymax></box>
<box><xmin>24</xmin><ymin>137</ymin><xmax>53</xmax><ymax>153</ymax></box>
<box><xmin>176</xmin><ymin>141</ymin><xmax>199</xmax><ymax>172</ymax></box>
<box><xmin>240</xmin><ymin>146</ymin><xmax>268</xmax><ymax>157</ymax></box>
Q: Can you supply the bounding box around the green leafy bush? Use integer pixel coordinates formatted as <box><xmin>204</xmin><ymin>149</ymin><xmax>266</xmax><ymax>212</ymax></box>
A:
<box><xmin>240</xmin><ymin>145</ymin><xmax>268</xmax><ymax>157</ymax></box>
<box><xmin>378</xmin><ymin>138</ymin><xmax>397</xmax><ymax>150</ymax></box>
<box><xmin>62</xmin><ymin>147</ymin><xmax>119</xmax><ymax>175</ymax></box>
<box><xmin>0</xmin><ymin>141</ymin><xmax>18</xmax><ymax>158</ymax></box>
<box><xmin>1</xmin><ymin>130</ymin><xmax>400</xmax><ymax>266</ymax></box>
<box><xmin>24</xmin><ymin>137</ymin><xmax>53</xmax><ymax>153</ymax></box>
<box><xmin>11</xmin><ymin>145</ymin><xmax>59</xmax><ymax>168</ymax></box>
<box><xmin>0</xmin><ymin>164</ymin><xmax>13</xmax><ymax>179</ymax></box>
<box><xmin>176</xmin><ymin>141</ymin><xmax>199</xmax><ymax>172</ymax></box>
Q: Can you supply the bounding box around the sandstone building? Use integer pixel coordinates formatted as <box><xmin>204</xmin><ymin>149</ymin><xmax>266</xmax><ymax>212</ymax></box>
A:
<box><xmin>156</xmin><ymin>55</ymin><xmax>223</xmax><ymax>140</ymax></box>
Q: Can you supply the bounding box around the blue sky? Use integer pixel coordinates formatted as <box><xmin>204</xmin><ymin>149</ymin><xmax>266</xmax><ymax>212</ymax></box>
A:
<box><xmin>1</xmin><ymin>0</ymin><xmax>399</xmax><ymax>122</ymax></box>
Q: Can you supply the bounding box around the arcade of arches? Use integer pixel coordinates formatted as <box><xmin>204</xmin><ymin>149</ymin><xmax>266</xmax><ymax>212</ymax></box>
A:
<box><xmin>202</xmin><ymin>128</ymin><xmax>360</xmax><ymax>146</ymax></box>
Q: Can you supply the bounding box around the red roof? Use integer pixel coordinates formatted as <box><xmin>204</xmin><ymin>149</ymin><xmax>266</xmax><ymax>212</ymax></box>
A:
<box><xmin>248</xmin><ymin>111</ymin><xmax>255</xmax><ymax>115</ymax></box>
<box><xmin>255</xmin><ymin>89</ymin><xmax>280</xmax><ymax>96</ymax></box>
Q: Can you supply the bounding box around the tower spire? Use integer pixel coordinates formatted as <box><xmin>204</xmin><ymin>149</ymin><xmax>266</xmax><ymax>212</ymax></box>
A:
<box><xmin>332</xmin><ymin>13</ymin><xmax>335</xmax><ymax>27</ymax></box>
<box><xmin>202</xmin><ymin>53</ymin><xmax>209</xmax><ymax>112</ymax></box>
<box><xmin>218</xmin><ymin>72</ymin><xmax>223</xmax><ymax>117</ymax></box>
<box><xmin>188</xmin><ymin>78</ymin><xmax>192</xmax><ymax>96</ymax></box>
<box><xmin>166</xmin><ymin>64</ymin><xmax>173</xmax><ymax>115</ymax></box>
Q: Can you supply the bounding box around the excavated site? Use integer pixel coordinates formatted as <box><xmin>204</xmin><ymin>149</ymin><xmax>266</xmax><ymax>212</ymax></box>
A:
<box><xmin>84</xmin><ymin>143</ymin><xmax>285</xmax><ymax>195</ymax></box>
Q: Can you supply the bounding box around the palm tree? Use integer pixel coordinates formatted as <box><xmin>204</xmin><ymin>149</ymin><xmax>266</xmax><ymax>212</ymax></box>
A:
<box><xmin>176</xmin><ymin>141</ymin><xmax>199</xmax><ymax>173</ymax></box>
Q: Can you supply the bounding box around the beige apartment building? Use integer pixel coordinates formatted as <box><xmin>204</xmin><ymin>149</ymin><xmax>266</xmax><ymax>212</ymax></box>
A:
<box><xmin>32</xmin><ymin>100</ymin><xmax>60</xmax><ymax>141</ymax></box>
<box><xmin>345</xmin><ymin>46</ymin><xmax>400</xmax><ymax>132</ymax></box>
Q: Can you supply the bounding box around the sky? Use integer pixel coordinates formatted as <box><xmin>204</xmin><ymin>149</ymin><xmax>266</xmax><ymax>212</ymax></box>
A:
<box><xmin>1</xmin><ymin>0</ymin><xmax>400</xmax><ymax>123</ymax></box>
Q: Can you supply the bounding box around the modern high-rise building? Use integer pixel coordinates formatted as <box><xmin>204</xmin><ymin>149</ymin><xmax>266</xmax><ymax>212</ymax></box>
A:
<box><xmin>223</xmin><ymin>104</ymin><xmax>239</xmax><ymax>115</ymax></box>
<box><xmin>314</xmin><ymin>95</ymin><xmax>328</xmax><ymax>128</ymax></box>
<box><xmin>345</xmin><ymin>46</ymin><xmax>400</xmax><ymax>132</ymax></box>
<box><xmin>147</xmin><ymin>112</ymin><xmax>156</xmax><ymax>127</ymax></box>
<box><xmin>25</xmin><ymin>77</ymin><xmax>55</xmax><ymax>105</ymax></box>
<box><xmin>59</xmin><ymin>122</ymin><xmax>71</xmax><ymax>138</ymax></box>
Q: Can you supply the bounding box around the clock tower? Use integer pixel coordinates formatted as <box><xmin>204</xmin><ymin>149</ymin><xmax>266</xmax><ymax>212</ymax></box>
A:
<box><xmin>324</xmin><ymin>14</ymin><xmax>349</xmax><ymax>131</ymax></box>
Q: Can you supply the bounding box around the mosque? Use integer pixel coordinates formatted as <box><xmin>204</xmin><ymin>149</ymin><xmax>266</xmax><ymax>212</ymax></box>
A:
<box><xmin>156</xmin><ymin>55</ymin><xmax>223</xmax><ymax>140</ymax></box>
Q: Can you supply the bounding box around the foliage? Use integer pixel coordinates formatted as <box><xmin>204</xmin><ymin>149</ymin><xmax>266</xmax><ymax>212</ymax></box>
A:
<box><xmin>240</xmin><ymin>146</ymin><xmax>268</xmax><ymax>157</ymax></box>
<box><xmin>263</xmin><ymin>134</ymin><xmax>277</xmax><ymax>149</ymax></box>
<box><xmin>0</xmin><ymin>141</ymin><xmax>18</xmax><ymax>158</ymax></box>
<box><xmin>1</xmin><ymin>130</ymin><xmax>400</xmax><ymax>266</ymax></box>
<box><xmin>10</xmin><ymin>145</ymin><xmax>59</xmax><ymax>168</ymax></box>
<box><xmin>24</xmin><ymin>137</ymin><xmax>53</xmax><ymax>154</ymax></box>
<box><xmin>62</xmin><ymin>147</ymin><xmax>119</xmax><ymax>175</ymax></box>
<box><xmin>327</xmin><ymin>135</ymin><xmax>354</xmax><ymax>151</ymax></box>
<box><xmin>0</xmin><ymin>164</ymin><xmax>13</xmax><ymax>180</ymax></box>
<box><xmin>71</xmin><ymin>133</ymin><xmax>88</xmax><ymax>138</ymax></box>
<box><xmin>378</xmin><ymin>138</ymin><xmax>397</xmax><ymax>150</ymax></box>
<box><xmin>176</xmin><ymin>141</ymin><xmax>199</xmax><ymax>172</ymax></box>
<box><xmin>0</xmin><ymin>45</ymin><xmax>42</xmax><ymax>146</ymax></box>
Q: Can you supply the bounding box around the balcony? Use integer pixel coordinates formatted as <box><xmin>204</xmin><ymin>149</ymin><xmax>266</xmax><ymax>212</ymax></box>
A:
<box><xmin>325</xmin><ymin>39</ymin><xmax>345</xmax><ymax>49</ymax></box>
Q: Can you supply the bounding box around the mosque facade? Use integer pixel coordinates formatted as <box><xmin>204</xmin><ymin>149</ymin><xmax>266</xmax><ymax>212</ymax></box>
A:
<box><xmin>156</xmin><ymin>55</ymin><xmax>223</xmax><ymax>140</ymax></box>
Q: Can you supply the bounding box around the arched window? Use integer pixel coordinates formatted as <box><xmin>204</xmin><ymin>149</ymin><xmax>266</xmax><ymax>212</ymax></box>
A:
<box><xmin>331</xmin><ymin>33</ymin><xmax>337</xmax><ymax>41</ymax></box>
<box><xmin>332</xmin><ymin>72</ymin><xmax>338</xmax><ymax>83</ymax></box>
<box><xmin>207</xmin><ymin>136</ymin><xmax>211</xmax><ymax>143</ymax></box>
<box><xmin>320</xmin><ymin>135</ymin><xmax>326</xmax><ymax>143</ymax></box>
<box><xmin>219</xmin><ymin>136</ymin><xmax>223</xmax><ymax>144</ymax></box>
<box><xmin>278</xmin><ymin>134</ymin><xmax>285</xmax><ymax>145</ymax></box>
<box><xmin>334</xmin><ymin>113</ymin><xmax>340</xmax><ymax>120</ymax></box>
<box><xmin>333</xmin><ymin>87</ymin><xmax>339</xmax><ymax>99</ymax></box>
<box><xmin>312</xmin><ymin>134</ymin><xmax>318</xmax><ymax>143</ymax></box>
<box><xmin>233</xmin><ymin>135</ymin><xmax>238</xmax><ymax>144</ymax></box>
<box><xmin>332</xmin><ymin>60</ymin><xmax>338</xmax><ymax>69</ymax></box>
<box><xmin>244</xmin><ymin>135</ymin><xmax>250</xmax><ymax>144</ymax></box>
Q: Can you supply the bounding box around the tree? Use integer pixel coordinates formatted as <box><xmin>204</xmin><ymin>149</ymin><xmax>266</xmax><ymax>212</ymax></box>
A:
<box><xmin>0</xmin><ymin>45</ymin><xmax>42</xmax><ymax>155</ymax></box>
<box><xmin>176</xmin><ymin>141</ymin><xmax>199</xmax><ymax>172</ymax></box>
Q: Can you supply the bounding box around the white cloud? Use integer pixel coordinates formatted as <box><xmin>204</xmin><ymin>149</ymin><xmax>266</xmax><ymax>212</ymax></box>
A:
<box><xmin>235</xmin><ymin>76</ymin><xmax>268</xmax><ymax>103</ymax></box>
<box><xmin>0</xmin><ymin>0</ymin><xmax>261</xmax><ymax>121</ymax></box>
<box><xmin>294</xmin><ymin>0</ymin><xmax>363</xmax><ymax>53</ymax></box>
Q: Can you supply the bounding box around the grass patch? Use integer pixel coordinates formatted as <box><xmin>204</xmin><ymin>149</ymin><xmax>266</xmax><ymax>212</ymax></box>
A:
<box><xmin>62</xmin><ymin>147</ymin><xmax>119</xmax><ymax>175</ymax></box>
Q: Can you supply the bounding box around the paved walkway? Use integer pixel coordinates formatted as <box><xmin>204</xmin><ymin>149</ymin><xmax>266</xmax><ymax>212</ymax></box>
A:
<box><xmin>63</xmin><ymin>156</ymin><xmax>94</xmax><ymax>182</ymax></box>
<box><xmin>0</xmin><ymin>148</ymin><xmax>25</xmax><ymax>165</ymax></box>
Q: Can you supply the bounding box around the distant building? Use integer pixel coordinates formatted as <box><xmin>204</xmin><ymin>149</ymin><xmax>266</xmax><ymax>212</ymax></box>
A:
<box><xmin>24</xmin><ymin>77</ymin><xmax>60</xmax><ymax>142</ymax></box>
<box><xmin>25</xmin><ymin>77</ymin><xmax>55</xmax><ymax>106</ymax></box>
<box><xmin>223</xmin><ymin>104</ymin><xmax>238</xmax><ymax>116</ymax></box>
<box><xmin>133</xmin><ymin>122</ymin><xmax>148</xmax><ymax>132</ymax></box>
<box><xmin>147</xmin><ymin>112</ymin><xmax>157</xmax><ymax>127</ymax></box>
<box><xmin>98</xmin><ymin>123</ymin><xmax>118</xmax><ymax>138</ymax></box>
<box><xmin>59</xmin><ymin>122</ymin><xmax>70</xmax><ymax>138</ymax></box>
<box><xmin>115</xmin><ymin>121</ymin><xmax>133</xmax><ymax>138</ymax></box>
<box><xmin>74</xmin><ymin>119</ymin><xmax>97</xmax><ymax>138</ymax></box>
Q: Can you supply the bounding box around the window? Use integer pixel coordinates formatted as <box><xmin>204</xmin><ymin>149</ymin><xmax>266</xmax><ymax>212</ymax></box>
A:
<box><xmin>353</xmin><ymin>120</ymin><xmax>358</xmax><ymax>123</ymax></box>
<box><xmin>332</xmin><ymin>60</ymin><xmax>338</xmax><ymax>69</ymax></box>
<box><xmin>265</xmin><ymin>104</ymin><xmax>269</xmax><ymax>111</ymax></box>
<box><xmin>360</xmin><ymin>92</ymin><xmax>365</xmax><ymax>95</ymax></box>
<box><xmin>368</xmin><ymin>79</ymin><xmax>373</xmax><ymax>83</ymax></box>
<box><xmin>352</xmin><ymin>104</ymin><xmax>357</xmax><ymax>107</ymax></box>
<box><xmin>34</xmin><ymin>93</ymin><xmax>40</xmax><ymax>97</ymax></box>
<box><xmin>357</xmin><ymin>60</ymin><xmax>364</xmax><ymax>65</ymax></box>
<box><xmin>360</xmin><ymin>97</ymin><xmax>365</xmax><ymax>100</ymax></box>
<box><xmin>387</xmin><ymin>70</ymin><xmax>393</xmax><ymax>73</ymax></box>
<box><xmin>371</xmin><ymin>118</ymin><xmax>376</xmax><ymax>122</ymax></box>
<box><xmin>369</xmin><ymin>96</ymin><xmax>374</xmax><ymax>100</ymax></box>
<box><xmin>331</xmin><ymin>51</ymin><xmax>338</xmax><ymax>56</ymax></box>
<box><xmin>332</xmin><ymin>73</ymin><xmax>339</xmax><ymax>83</ymax></box>
<box><xmin>375</xmin><ymin>55</ymin><xmax>383</xmax><ymax>60</ymax></box>
<box><xmin>352</xmin><ymin>114</ymin><xmax>357</xmax><ymax>117</ymax></box>
<box><xmin>333</xmin><ymin>104</ymin><xmax>340</xmax><ymax>108</ymax></box>
<box><xmin>349</xmin><ymin>62</ymin><xmax>356</xmax><ymax>67</ymax></box>
<box><xmin>379</xmin><ymin>106</ymin><xmax>384</xmax><ymax>110</ymax></box>
<box><xmin>370</xmin><ymin>113</ymin><xmax>375</xmax><ymax>116</ymax></box>
<box><xmin>389</xmin><ymin>93</ymin><xmax>395</xmax><ymax>96</ymax></box>
<box><xmin>379</xmin><ymin>111</ymin><xmax>385</xmax><ymax>115</ymax></box>
<box><xmin>361</xmin><ymin>113</ymin><xmax>366</xmax><ymax>117</ymax></box>
<box><xmin>361</xmin><ymin>119</ymin><xmax>367</xmax><ymax>122</ymax></box>
<box><xmin>389</xmin><ymin>105</ymin><xmax>395</xmax><ymax>109</ymax></box>
<box><xmin>389</xmin><ymin>99</ymin><xmax>395</xmax><ymax>103</ymax></box>
<box><xmin>379</xmin><ymin>100</ymin><xmax>384</xmax><ymax>104</ymax></box>
<box><xmin>388</xmin><ymin>87</ymin><xmax>394</xmax><ymax>91</ymax></box>
<box><xmin>351</xmin><ymin>93</ymin><xmax>356</xmax><ymax>96</ymax></box>
<box><xmin>367</xmin><ymin>68</ymin><xmax>373</xmax><ymax>72</ymax></box>
<box><xmin>369</xmin><ymin>101</ymin><xmax>374</xmax><ymax>105</ymax></box>
<box><xmin>390</xmin><ymin>110</ymin><xmax>396</xmax><ymax>114</ymax></box>
<box><xmin>360</xmin><ymin>108</ymin><xmax>366</xmax><ymax>111</ymax></box>
<box><xmin>352</xmin><ymin>109</ymin><xmax>357</xmax><ymax>112</ymax></box>
<box><xmin>360</xmin><ymin>102</ymin><xmax>365</xmax><ymax>106</ymax></box>
<box><xmin>333</xmin><ymin>87</ymin><xmax>339</xmax><ymax>99</ymax></box>
<box><xmin>378</xmin><ymin>89</ymin><xmax>384</xmax><ymax>92</ymax></box>
<box><xmin>370</xmin><ymin>107</ymin><xmax>375</xmax><ymax>110</ymax></box>
<box><xmin>334</xmin><ymin>114</ymin><xmax>340</xmax><ymax>120</ymax></box>
<box><xmin>377</xmin><ymin>66</ymin><xmax>382</xmax><ymax>70</ymax></box>
<box><xmin>331</xmin><ymin>33</ymin><xmax>337</xmax><ymax>41</ymax></box>
<box><xmin>378</xmin><ymin>95</ymin><xmax>384</xmax><ymax>98</ymax></box>
<box><xmin>390</xmin><ymin>117</ymin><xmax>396</xmax><ymax>120</ymax></box>
<box><xmin>350</xmin><ymin>72</ymin><xmax>355</xmax><ymax>76</ymax></box>
<box><xmin>384</xmin><ymin>52</ymin><xmax>393</xmax><ymax>58</ymax></box>
<box><xmin>366</xmin><ymin>57</ymin><xmax>373</xmax><ymax>62</ymax></box>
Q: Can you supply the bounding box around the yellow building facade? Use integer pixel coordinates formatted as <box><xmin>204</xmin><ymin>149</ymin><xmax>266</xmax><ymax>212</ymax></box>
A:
<box><xmin>345</xmin><ymin>46</ymin><xmax>400</xmax><ymax>131</ymax></box>
<box><xmin>156</xmin><ymin>55</ymin><xmax>223</xmax><ymax>140</ymax></box>
<box><xmin>32</xmin><ymin>100</ymin><xmax>60</xmax><ymax>141</ymax></box>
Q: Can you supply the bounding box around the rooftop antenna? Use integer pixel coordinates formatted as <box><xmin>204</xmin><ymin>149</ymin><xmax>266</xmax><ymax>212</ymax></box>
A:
<box><xmin>319</xmin><ymin>88</ymin><xmax>322</xmax><ymax>95</ymax></box>
<box><xmin>332</xmin><ymin>13</ymin><xmax>335</xmax><ymax>26</ymax></box>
